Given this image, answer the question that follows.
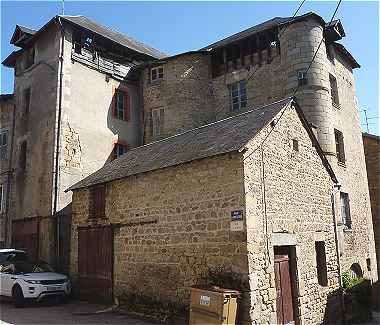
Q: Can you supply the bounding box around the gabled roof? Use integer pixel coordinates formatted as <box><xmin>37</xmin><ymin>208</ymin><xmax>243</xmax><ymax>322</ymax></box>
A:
<box><xmin>332</xmin><ymin>42</ymin><xmax>360</xmax><ymax>69</ymax></box>
<box><xmin>67</xmin><ymin>97</ymin><xmax>337</xmax><ymax>191</ymax></box>
<box><xmin>60</xmin><ymin>15</ymin><xmax>166</xmax><ymax>59</ymax></box>
<box><xmin>10</xmin><ymin>25</ymin><xmax>37</xmax><ymax>47</ymax></box>
<box><xmin>4</xmin><ymin>15</ymin><xmax>166</xmax><ymax>66</ymax></box>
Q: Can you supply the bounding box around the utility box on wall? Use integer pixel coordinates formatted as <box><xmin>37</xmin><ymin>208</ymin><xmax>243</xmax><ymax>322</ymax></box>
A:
<box><xmin>189</xmin><ymin>286</ymin><xmax>240</xmax><ymax>325</ymax></box>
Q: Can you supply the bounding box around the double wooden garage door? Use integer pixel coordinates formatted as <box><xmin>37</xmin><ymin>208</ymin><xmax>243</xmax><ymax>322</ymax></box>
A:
<box><xmin>77</xmin><ymin>225</ymin><xmax>113</xmax><ymax>302</ymax></box>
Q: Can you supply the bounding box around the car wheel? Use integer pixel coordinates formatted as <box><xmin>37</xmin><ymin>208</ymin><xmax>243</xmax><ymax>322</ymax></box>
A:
<box><xmin>12</xmin><ymin>285</ymin><xmax>25</xmax><ymax>308</ymax></box>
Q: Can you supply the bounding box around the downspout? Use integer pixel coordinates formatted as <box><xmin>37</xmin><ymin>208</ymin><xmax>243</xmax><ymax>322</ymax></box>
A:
<box><xmin>4</xmin><ymin>103</ymin><xmax>16</xmax><ymax>247</ymax></box>
<box><xmin>331</xmin><ymin>185</ymin><xmax>346</xmax><ymax>324</ymax></box>
<box><xmin>53</xmin><ymin>16</ymin><xmax>65</xmax><ymax>268</ymax></box>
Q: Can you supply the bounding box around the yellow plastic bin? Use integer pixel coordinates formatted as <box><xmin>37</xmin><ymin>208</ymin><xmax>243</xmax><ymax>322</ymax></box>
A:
<box><xmin>189</xmin><ymin>286</ymin><xmax>240</xmax><ymax>325</ymax></box>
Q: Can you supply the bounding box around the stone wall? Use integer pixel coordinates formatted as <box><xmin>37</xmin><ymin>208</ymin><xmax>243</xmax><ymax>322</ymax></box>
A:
<box><xmin>363</xmin><ymin>133</ymin><xmax>380</xmax><ymax>305</ymax></box>
<box><xmin>142</xmin><ymin>53</ymin><xmax>216</xmax><ymax>143</ymax></box>
<box><xmin>243</xmin><ymin>105</ymin><xmax>339</xmax><ymax>324</ymax></box>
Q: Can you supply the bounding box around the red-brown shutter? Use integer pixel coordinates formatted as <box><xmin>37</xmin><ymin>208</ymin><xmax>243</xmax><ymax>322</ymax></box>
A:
<box><xmin>112</xmin><ymin>86</ymin><xmax>116</xmax><ymax>118</ymax></box>
<box><xmin>124</xmin><ymin>89</ymin><xmax>130</xmax><ymax>121</ymax></box>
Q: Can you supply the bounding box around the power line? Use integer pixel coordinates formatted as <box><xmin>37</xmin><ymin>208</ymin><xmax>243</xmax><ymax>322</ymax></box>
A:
<box><xmin>243</xmin><ymin>0</ymin><xmax>344</xmax><ymax>163</ymax></box>
<box><xmin>293</xmin><ymin>0</ymin><xmax>343</xmax><ymax>96</ymax></box>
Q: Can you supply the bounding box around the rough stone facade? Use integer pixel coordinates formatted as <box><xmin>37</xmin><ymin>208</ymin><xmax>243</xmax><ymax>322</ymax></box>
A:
<box><xmin>363</xmin><ymin>133</ymin><xmax>380</xmax><ymax>305</ymax></box>
<box><xmin>70</xmin><ymin>105</ymin><xmax>341</xmax><ymax>324</ymax></box>
<box><xmin>0</xmin><ymin>95</ymin><xmax>15</xmax><ymax>247</ymax></box>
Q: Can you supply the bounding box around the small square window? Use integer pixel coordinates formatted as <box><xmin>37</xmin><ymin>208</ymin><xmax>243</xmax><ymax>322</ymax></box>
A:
<box><xmin>298</xmin><ymin>71</ymin><xmax>308</xmax><ymax>86</ymax></box>
<box><xmin>113</xmin><ymin>143</ymin><xmax>128</xmax><ymax>160</ymax></box>
<box><xmin>151</xmin><ymin>66</ymin><xmax>164</xmax><ymax>81</ymax></box>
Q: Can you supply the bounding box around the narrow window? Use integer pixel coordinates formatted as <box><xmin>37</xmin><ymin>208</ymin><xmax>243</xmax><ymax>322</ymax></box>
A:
<box><xmin>24</xmin><ymin>88</ymin><xmax>31</xmax><ymax>115</ymax></box>
<box><xmin>315</xmin><ymin>241</ymin><xmax>328</xmax><ymax>286</ymax></box>
<box><xmin>113</xmin><ymin>89</ymin><xmax>129</xmax><ymax>121</ymax></box>
<box><xmin>297</xmin><ymin>71</ymin><xmax>308</xmax><ymax>86</ymax></box>
<box><xmin>0</xmin><ymin>184</ymin><xmax>3</xmax><ymax>213</ymax></box>
<box><xmin>0</xmin><ymin>130</ymin><xmax>8</xmax><ymax>160</ymax></box>
<box><xmin>329</xmin><ymin>74</ymin><xmax>339</xmax><ymax>107</ymax></box>
<box><xmin>230</xmin><ymin>80</ymin><xmax>247</xmax><ymax>112</ymax></box>
<box><xmin>340</xmin><ymin>192</ymin><xmax>352</xmax><ymax>229</ymax></box>
<box><xmin>151</xmin><ymin>66</ymin><xmax>164</xmax><ymax>82</ymax></box>
<box><xmin>89</xmin><ymin>185</ymin><xmax>106</xmax><ymax>218</ymax></box>
<box><xmin>152</xmin><ymin>108</ymin><xmax>165</xmax><ymax>137</ymax></box>
<box><xmin>292</xmin><ymin>139</ymin><xmax>299</xmax><ymax>152</ymax></box>
<box><xmin>19</xmin><ymin>141</ymin><xmax>27</xmax><ymax>171</ymax></box>
<box><xmin>334</xmin><ymin>129</ymin><xmax>346</xmax><ymax>164</ymax></box>
<box><xmin>25</xmin><ymin>47</ymin><xmax>35</xmax><ymax>69</ymax></box>
<box><xmin>366</xmin><ymin>258</ymin><xmax>371</xmax><ymax>272</ymax></box>
<box><xmin>113</xmin><ymin>143</ymin><xmax>128</xmax><ymax>160</ymax></box>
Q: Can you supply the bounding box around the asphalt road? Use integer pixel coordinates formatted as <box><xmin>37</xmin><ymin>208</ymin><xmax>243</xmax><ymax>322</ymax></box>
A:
<box><xmin>0</xmin><ymin>299</ymin><xmax>155</xmax><ymax>325</ymax></box>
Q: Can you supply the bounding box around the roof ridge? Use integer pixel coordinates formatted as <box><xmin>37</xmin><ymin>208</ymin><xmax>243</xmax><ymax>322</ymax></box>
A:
<box><xmin>122</xmin><ymin>97</ymin><xmax>293</xmax><ymax>155</ymax></box>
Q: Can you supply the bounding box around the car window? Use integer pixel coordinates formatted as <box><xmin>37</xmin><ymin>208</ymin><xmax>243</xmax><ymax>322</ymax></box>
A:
<box><xmin>13</xmin><ymin>261</ymin><xmax>54</xmax><ymax>274</ymax></box>
<box><xmin>0</xmin><ymin>252</ymin><xmax>27</xmax><ymax>263</ymax></box>
<box><xmin>0</xmin><ymin>263</ymin><xmax>15</xmax><ymax>274</ymax></box>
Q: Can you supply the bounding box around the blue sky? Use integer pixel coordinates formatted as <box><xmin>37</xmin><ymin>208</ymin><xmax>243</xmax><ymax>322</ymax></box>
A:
<box><xmin>1</xmin><ymin>1</ymin><xmax>378</xmax><ymax>134</ymax></box>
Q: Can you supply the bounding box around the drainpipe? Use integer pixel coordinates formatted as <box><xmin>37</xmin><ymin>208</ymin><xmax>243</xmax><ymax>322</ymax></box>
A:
<box><xmin>53</xmin><ymin>16</ymin><xmax>65</xmax><ymax>268</ymax></box>
<box><xmin>4</xmin><ymin>103</ymin><xmax>16</xmax><ymax>247</ymax></box>
<box><xmin>331</xmin><ymin>185</ymin><xmax>346</xmax><ymax>324</ymax></box>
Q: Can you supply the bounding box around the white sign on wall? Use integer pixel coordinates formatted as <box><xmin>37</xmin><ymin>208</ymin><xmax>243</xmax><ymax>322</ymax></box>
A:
<box><xmin>230</xmin><ymin>210</ymin><xmax>244</xmax><ymax>231</ymax></box>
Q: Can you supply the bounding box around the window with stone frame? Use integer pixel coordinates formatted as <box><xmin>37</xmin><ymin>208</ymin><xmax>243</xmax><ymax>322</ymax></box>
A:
<box><xmin>151</xmin><ymin>66</ymin><xmax>164</xmax><ymax>82</ymax></box>
<box><xmin>113</xmin><ymin>142</ymin><xmax>128</xmax><ymax>160</ymax></box>
<box><xmin>334</xmin><ymin>129</ymin><xmax>346</xmax><ymax>164</ymax></box>
<box><xmin>89</xmin><ymin>184</ymin><xmax>106</xmax><ymax>219</ymax></box>
<box><xmin>152</xmin><ymin>108</ymin><xmax>165</xmax><ymax>137</ymax></box>
<box><xmin>340</xmin><ymin>192</ymin><xmax>352</xmax><ymax>229</ymax></box>
<box><xmin>315</xmin><ymin>241</ymin><xmax>328</xmax><ymax>286</ymax></box>
<box><xmin>0</xmin><ymin>130</ymin><xmax>8</xmax><ymax>160</ymax></box>
<box><xmin>329</xmin><ymin>74</ymin><xmax>339</xmax><ymax>107</ymax></box>
<box><xmin>230</xmin><ymin>80</ymin><xmax>247</xmax><ymax>112</ymax></box>
<box><xmin>113</xmin><ymin>88</ymin><xmax>130</xmax><ymax>121</ymax></box>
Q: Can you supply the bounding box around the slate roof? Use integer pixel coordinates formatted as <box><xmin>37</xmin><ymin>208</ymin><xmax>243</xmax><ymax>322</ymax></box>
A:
<box><xmin>68</xmin><ymin>98</ymin><xmax>294</xmax><ymax>191</ymax></box>
<box><xmin>60</xmin><ymin>16</ymin><xmax>166</xmax><ymax>59</ymax></box>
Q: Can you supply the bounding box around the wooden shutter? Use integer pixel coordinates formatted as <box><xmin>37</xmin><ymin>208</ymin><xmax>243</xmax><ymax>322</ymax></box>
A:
<box><xmin>90</xmin><ymin>185</ymin><xmax>106</xmax><ymax>218</ymax></box>
<box><xmin>112</xmin><ymin>86</ymin><xmax>116</xmax><ymax>118</ymax></box>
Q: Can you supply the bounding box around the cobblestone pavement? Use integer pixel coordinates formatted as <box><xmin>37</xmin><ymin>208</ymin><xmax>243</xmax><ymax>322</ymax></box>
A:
<box><xmin>0</xmin><ymin>299</ymin><xmax>156</xmax><ymax>325</ymax></box>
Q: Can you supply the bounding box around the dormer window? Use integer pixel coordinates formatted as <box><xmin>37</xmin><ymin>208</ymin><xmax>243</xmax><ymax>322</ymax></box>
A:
<box><xmin>151</xmin><ymin>66</ymin><xmax>164</xmax><ymax>82</ymax></box>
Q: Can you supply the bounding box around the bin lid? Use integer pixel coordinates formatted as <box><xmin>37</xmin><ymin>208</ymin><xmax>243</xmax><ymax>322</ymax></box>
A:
<box><xmin>190</xmin><ymin>285</ymin><xmax>241</xmax><ymax>295</ymax></box>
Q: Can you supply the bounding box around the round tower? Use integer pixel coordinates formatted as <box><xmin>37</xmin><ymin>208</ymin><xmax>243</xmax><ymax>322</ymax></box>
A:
<box><xmin>279</xmin><ymin>16</ymin><xmax>335</xmax><ymax>157</ymax></box>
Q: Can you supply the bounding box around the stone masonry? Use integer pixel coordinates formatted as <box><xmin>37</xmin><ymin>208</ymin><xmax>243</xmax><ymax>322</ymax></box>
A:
<box><xmin>70</xmin><ymin>103</ymin><xmax>341</xmax><ymax>324</ymax></box>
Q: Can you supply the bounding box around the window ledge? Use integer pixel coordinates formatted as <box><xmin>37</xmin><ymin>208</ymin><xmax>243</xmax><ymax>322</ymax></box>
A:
<box><xmin>149</xmin><ymin>79</ymin><xmax>164</xmax><ymax>85</ymax></box>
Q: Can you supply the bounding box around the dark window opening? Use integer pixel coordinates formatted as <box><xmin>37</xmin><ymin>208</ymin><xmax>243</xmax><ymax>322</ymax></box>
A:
<box><xmin>340</xmin><ymin>192</ymin><xmax>352</xmax><ymax>229</ymax></box>
<box><xmin>334</xmin><ymin>129</ymin><xmax>346</xmax><ymax>164</ymax></box>
<box><xmin>315</xmin><ymin>241</ymin><xmax>328</xmax><ymax>286</ymax></box>
<box><xmin>24</xmin><ymin>88</ymin><xmax>31</xmax><ymax>115</ymax></box>
<box><xmin>230</xmin><ymin>80</ymin><xmax>247</xmax><ymax>112</ymax></box>
<box><xmin>292</xmin><ymin>139</ymin><xmax>299</xmax><ymax>152</ymax></box>
<box><xmin>366</xmin><ymin>258</ymin><xmax>371</xmax><ymax>272</ymax></box>
<box><xmin>113</xmin><ymin>89</ymin><xmax>129</xmax><ymax>121</ymax></box>
<box><xmin>329</xmin><ymin>74</ymin><xmax>339</xmax><ymax>106</ymax></box>
<box><xmin>113</xmin><ymin>143</ymin><xmax>128</xmax><ymax>160</ymax></box>
<box><xmin>19</xmin><ymin>141</ymin><xmax>27</xmax><ymax>171</ymax></box>
<box><xmin>89</xmin><ymin>185</ymin><xmax>106</xmax><ymax>218</ymax></box>
<box><xmin>0</xmin><ymin>130</ymin><xmax>8</xmax><ymax>160</ymax></box>
<box><xmin>298</xmin><ymin>71</ymin><xmax>308</xmax><ymax>86</ymax></box>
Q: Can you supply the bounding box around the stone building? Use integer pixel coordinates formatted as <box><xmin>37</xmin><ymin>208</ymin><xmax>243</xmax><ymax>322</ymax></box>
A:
<box><xmin>68</xmin><ymin>98</ymin><xmax>343</xmax><ymax>324</ymax></box>
<box><xmin>1</xmin><ymin>16</ymin><xmax>164</xmax><ymax>265</ymax></box>
<box><xmin>140</xmin><ymin>12</ymin><xmax>377</xmax><ymax>283</ymax></box>
<box><xmin>0</xmin><ymin>94</ymin><xmax>15</xmax><ymax>248</ymax></box>
<box><xmin>363</xmin><ymin>132</ymin><xmax>380</xmax><ymax>306</ymax></box>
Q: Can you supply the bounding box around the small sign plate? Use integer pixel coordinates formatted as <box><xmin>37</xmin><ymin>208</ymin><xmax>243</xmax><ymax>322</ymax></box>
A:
<box><xmin>199</xmin><ymin>295</ymin><xmax>211</xmax><ymax>306</ymax></box>
<box><xmin>231</xmin><ymin>210</ymin><xmax>244</xmax><ymax>221</ymax></box>
<box><xmin>230</xmin><ymin>220</ymin><xmax>244</xmax><ymax>231</ymax></box>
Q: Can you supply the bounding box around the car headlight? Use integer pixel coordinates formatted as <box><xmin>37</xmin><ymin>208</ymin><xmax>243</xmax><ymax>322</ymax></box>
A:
<box><xmin>24</xmin><ymin>279</ymin><xmax>42</xmax><ymax>284</ymax></box>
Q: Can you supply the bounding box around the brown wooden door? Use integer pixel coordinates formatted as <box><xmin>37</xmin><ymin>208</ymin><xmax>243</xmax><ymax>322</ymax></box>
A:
<box><xmin>274</xmin><ymin>249</ymin><xmax>295</xmax><ymax>325</ymax></box>
<box><xmin>78</xmin><ymin>225</ymin><xmax>113</xmax><ymax>302</ymax></box>
<box><xmin>12</xmin><ymin>219</ymin><xmax>39</xmax><ymax>261</ymax></box>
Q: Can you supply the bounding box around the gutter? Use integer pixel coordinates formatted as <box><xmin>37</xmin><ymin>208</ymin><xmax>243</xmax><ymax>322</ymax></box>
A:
<box><xmin>53</xmin><ymin>16</ymin><xmax>65</xmax><ymax>268</ymax></box>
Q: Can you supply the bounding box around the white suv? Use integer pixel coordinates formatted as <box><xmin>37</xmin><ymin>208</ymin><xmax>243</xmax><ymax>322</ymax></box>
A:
<box><xmin>0</xmin><ymin>260</ymin><xmax>71</xmax><ymax>307</ymax></box>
